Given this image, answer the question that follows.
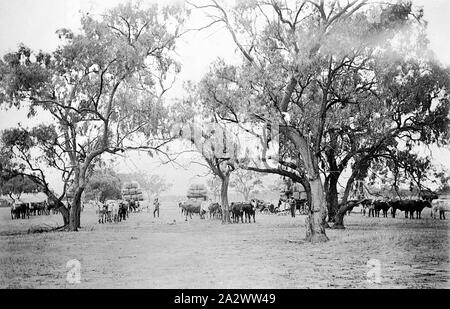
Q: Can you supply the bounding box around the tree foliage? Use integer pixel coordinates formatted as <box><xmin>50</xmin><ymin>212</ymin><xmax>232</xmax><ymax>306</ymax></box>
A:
<box><xmin>84</xmin><ymin>168</ymin><xmax>122</xmax><ymax>202</ymax></box>
<box><xmin>230</xmin><ymin>169</ymin><xmax>264</xmax><ymax>201</ymax></box>
<box><xmin>0</xmin><ymin>174</ymin><xmax>41</xmax><ymax>201</ymax></box>
<box><xmin>0</xmin><ymin>2</ymin><xmax>188</xmax><ymax>230</ymax></box>
<box><xmin>189</xmin><ymin>0</ymin><xmax>450</xmax><ymax>239</ymax></box>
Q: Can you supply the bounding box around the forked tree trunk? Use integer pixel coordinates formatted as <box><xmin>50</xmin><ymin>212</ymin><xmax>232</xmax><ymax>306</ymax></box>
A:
<box><xmin>285</xmin><ymin>126</ymin><xmax>329</xmax><ymax>242</ymax></box>
<box><xmin>333</xmin><ymin>173</ymin><xmax>356</xmax><ymax>229</ymax></box>
<box><xmin>69</xmin><ymin>187</ymin><xmax>84</xmax><ymax>231</ymax></box>
<box><xmin>45</xmin><ymin>191</ymin><xmax>70</xmax><ymax>226</ymax></box>
<box><xmin>305</xmin><ymin>177</ymin><xmax>329</xmax><ymax>243</ymax></box>
<box><xmin>220</xmin><ymin>174</ymin><xmax>231</xmax><ymax>224</ymax></box>
<box><xmin>58</xmin><ymin>202</ymin><xmax>70</xmax><ymax>226</ymax></box>
<box><xmin>324</xmin><ymin>130</ymin><xmax>340</xmax><ymax>224</ymax></box>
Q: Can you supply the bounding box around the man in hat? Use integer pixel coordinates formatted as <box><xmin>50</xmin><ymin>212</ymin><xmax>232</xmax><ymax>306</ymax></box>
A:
<box><xmin>153</xmin><ymin>198</ymin><xmax>160</xmax><ymax>218</ymax></box>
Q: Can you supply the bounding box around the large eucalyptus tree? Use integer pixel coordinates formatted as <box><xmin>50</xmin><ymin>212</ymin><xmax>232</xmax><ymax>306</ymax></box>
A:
<box><xmin>0</xmin><ymin>2</ymin><xmax>188</xmax><ymax>230</ymax></box>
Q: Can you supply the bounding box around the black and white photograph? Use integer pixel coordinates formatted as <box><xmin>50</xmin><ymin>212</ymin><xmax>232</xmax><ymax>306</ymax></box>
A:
<box><xmin>0</xmin><ymin>0</ymin><xmax>449</xmax><ymax>292</ymax></box>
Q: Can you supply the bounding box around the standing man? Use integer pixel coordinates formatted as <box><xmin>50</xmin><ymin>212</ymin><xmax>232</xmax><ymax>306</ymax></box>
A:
<box><xmin>289</xmin><ymin>197</ymin><xmax>296</xmax><ymax>218</ymax></box>
<box><xmin>153</xmin><ymin>198</ymin><xmax>160</xmax><ymax>218</ymax></box>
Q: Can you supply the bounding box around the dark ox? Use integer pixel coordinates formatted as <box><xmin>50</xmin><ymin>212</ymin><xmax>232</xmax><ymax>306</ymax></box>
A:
<box><xmin>231</xmin><ymin>202</ymin><xmax>256</xmax><ymax>223</ymax></box>
<box><xmin>118</xmin><ymin>201</ymin><xmax>129</xmax><ymax>222</ymax></box>
<box><xmin>230</xmin><ymin>202</ymin><xmax>244</xmax><ymax>223</ymax></box>
<box><xmin>359</xmin><ymin>199</ymin><xmax>373</xmax><ymax>216</ymax></box>
<box><xmin>373</xmin><ymin>200</ymin><xmax>391</xmax><ymax>218</ymax></box>
<box><xmin>29</xmin><ymin>202</ymin><xmax>49</xmax><ymax>216</ymax></box>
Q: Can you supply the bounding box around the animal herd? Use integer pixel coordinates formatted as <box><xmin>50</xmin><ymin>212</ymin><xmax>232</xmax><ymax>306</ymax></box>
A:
<box><xmin>95</xmin><ymin>199</ymin><xmax>140</xmax><ymax>224</ymax></box>
<box><xmin>344</xmin><ymin>198</ymin><xmax>449</xmax><ymax>220</ymax></box>
<box><xmin>10</xmin><ymin>201</ymin><xmax>53</xmax><ymax>220</ymax></box>
<box><xmin>8</xmin><ymin>195</ymin><xmax>449</xmax><ymax>224</ymax></box>
<box><xmin>177</xmin><ymin>198</ymin><xmax>301</xmax><ymax>223</ymax></box>
<box><xmin>178</xmin><ymin>200</ymin><xmax>222</xmax><ymax>220</ymax></box>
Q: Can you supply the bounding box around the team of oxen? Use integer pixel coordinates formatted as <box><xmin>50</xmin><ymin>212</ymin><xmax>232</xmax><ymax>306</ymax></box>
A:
<box><xmin>10</xmin><ymin>201</ymin><xmax>53</xmax><ymax>220</ymax></box>
<box><xmin>94</xmin><ymin>199</ymin><xmax>140</xmax><ymax>224</ymax></box>
<box><xmin>178</xmin><ymin>199</ymin><xmax>295</xmax><ymax>223</ymax></box>
<box><xmin>343</xmin><ymin>198</ymin><xmax>449</xmax><ymax>220</ymax></box>
<box><xmin>10</xmin><ymin>195</ymin><xmax>449</xmax><ymax>223</ymax></box>
<box><xmin>178</xmin><ymin>197</ymin><xmax>449</xmax><ymax>223</ymax></box>
<box><xmin>9</xmin><ymin>199</ymin><xmax>141</xmax><ymax>223</ymax></box>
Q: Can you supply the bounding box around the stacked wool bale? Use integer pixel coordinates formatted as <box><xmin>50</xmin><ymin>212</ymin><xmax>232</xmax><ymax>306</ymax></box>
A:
<box><xmin>187</xmin><ymin>183</ymin><xmax>208</xmax><ymax>202</ymax></box>
<box><xmin>122</xmin><ymin>181</ymin><xmax>144</xmax><ymax>201</ymax></box>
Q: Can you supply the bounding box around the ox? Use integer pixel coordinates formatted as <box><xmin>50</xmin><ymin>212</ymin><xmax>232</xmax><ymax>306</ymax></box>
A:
<box><xmin>105</xmin><ymin>200</ymin><xmax>120</xmax><ymax>223</ymax></box>
<box><xmin>179</xmin><ymin>201</ymin><xmax>202</xmax><ymax>220</ymax></box>
<box><xmin>96</xmin><ymin>201</ymin><xmax>108</xmax><ymax>224</ymax></box>
<box><xmin>431</xmin><ymin>199</ymin><xmax>450</xmax><ymax>220</ymax></box>
<box><xmin>200</xmin><ymin>200</ymin><xmax>210</xmax><ymax>220</ymax></box>
<box><xmin>243</xmin><ymin>201</ymin><xmax>257</xmax><ymax>223</ymax></box>
<box><xmin>373</xmin><ymin>200</ymin><xmax>391</xmax><ymax>218</ymax></box>
<box><xmin>208</xmin><ymin>202</ymin><xmax>221</xmax><ymax>219</ymax></box>
<box><xmin>230</xmin><ymin>202</ymin><xmax>244</xmax><ymax>223</ymax></box>
<box><xmin>360</xmin><ymin>199</ymin><xmax>373</xmax><ymax>216</ymax></box>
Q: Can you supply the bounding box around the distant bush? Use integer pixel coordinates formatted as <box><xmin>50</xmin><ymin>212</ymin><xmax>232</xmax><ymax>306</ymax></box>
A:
<box><xmin>0</xmin><ymin>199</ymin><xmax>11</xmax><ymax>208</ymax></box>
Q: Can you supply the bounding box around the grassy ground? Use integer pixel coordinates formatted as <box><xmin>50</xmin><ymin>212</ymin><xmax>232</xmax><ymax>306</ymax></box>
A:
<box><xmin>0</xmin><ymin>202</ymin><xmax>449</xmax><ymax>289</ymax></box>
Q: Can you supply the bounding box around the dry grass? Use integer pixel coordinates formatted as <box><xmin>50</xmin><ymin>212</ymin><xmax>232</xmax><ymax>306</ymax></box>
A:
<box><xmin>0</xmin><ymin>203</ymin><xmax>449</xmax><ymax>289</ymax></box>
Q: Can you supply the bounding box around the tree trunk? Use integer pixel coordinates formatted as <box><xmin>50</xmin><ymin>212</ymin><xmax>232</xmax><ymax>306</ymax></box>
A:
<box><xmin>45</xmin><ymin>191</ymin><xmax>70</xmax><ymax>226</ymax></box>
<box><xmin>326</xmin><ymin>174</ymin><xmax>340</xmax><ymax>223</ymax></box>
<box><xmin>333</xmin><ymin>173</ymin><xmax>356</xmax><ymax>229</ymax></box>
<box><xmin>285</xmin><ymin>128</ymin><xmax>328</xmax><ymax>242</ymax></box>
<box><xmin>58</xmin><ymin>201</ymin><xmax>70</xmax><ymax>226</ymax></box>
<box><xmin>69</xmin><ymin>187</ymin><xmax>84</xmax><ymax>231</ymax></box>
<box><xmin>305</xmin><ymin>177</ymin><xmax>329</xmax><ymax>243</ymax></box>
<box><xmin>220</xmin><ymin>174</ymin><xmax>231</xmax><ymax>224</ymax></box>
<box><xmin>243</xmin><ymin>190</ymin><xmax>249</xmax><ymax>202</ymax></box>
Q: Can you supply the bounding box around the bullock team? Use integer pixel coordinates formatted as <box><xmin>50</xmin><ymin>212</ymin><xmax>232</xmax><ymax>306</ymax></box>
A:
<box><xmin>178</xmin><ymin>199</ymin><xmax>263</xmax><ymax>223</ymax></box>
<box><xmin>10</xmin><ymin>201</ymin><xmax>52</xmax><ymax>220</ymax></box>
<box><xmin>178</xmin><ymin>200</ymin><xmax>222</xmax><ymax>220</ymax></box>
<box><xmin>342</xmin><ymin>197</ymin><xmax>449</xmax><ymax>220</ymax></box>
<box><xmin>178</xmin><ymin>196</ymin><xmax>449</xmax><ymax>223</ymax></box>
<box><xmin>9</xmin><ymin>192</ymin><xmax>449</xmax><ymax>224</ymax></box>
<box><xmin>252</xmin><ymin>198</ymin><xmax>309</xmax><ymax>217</ymax></box>
<box><xmin>9</xmin><ymin>198</ymin><xmax>143</xmax><ymax>224</ymax></box>
<box><xmin>177</xmin><ymin>198</ymin><xmax>303</xmax><ymax>223</ymax></box>
<box><xmin>96</xmin><ymin>199</ymin><xmax>140</xmax><ymax>224</ymax></box>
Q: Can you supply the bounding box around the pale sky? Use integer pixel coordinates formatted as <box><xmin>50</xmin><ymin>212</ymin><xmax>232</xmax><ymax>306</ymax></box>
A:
<box><xmin>0</xmin><ymin>0</ymin><xmax>449</xmax><ymax>196</ymax></box>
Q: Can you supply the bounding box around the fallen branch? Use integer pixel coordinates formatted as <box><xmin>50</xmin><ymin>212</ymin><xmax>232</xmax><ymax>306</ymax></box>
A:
<box><xmin>27</xmin><ymin>224</ymin><xmax>69</xmax><ymax>234</ymax></box>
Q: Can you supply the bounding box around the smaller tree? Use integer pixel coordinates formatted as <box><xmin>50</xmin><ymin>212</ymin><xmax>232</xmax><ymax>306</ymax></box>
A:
<box><xmin>146</xmin><ymin>174</ymin><xmax>172</xmax><ymax>199</ymax></box>
<box><xmin>84</xmin><ymin>169</ymin><xmax>122</xmax><ymax>202</ymax></box>
<box><xmin>0</xmin><ymin>175</ymin><xmax>41</xmax><ymax>202</ymax></box>
<box><xmin>230</xmin><ymin>169</ymin><xmax>264</xmax><ymax>201</ymax></box>
<box><xmin>206</xmin><ymin>176</ymin><xmax>221</xmax><ymax>201</ymax></box>
<box><xmin>434</xmin><ymin>168</ymin><xmax>450</xmax><ymax>195</ymax></box>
